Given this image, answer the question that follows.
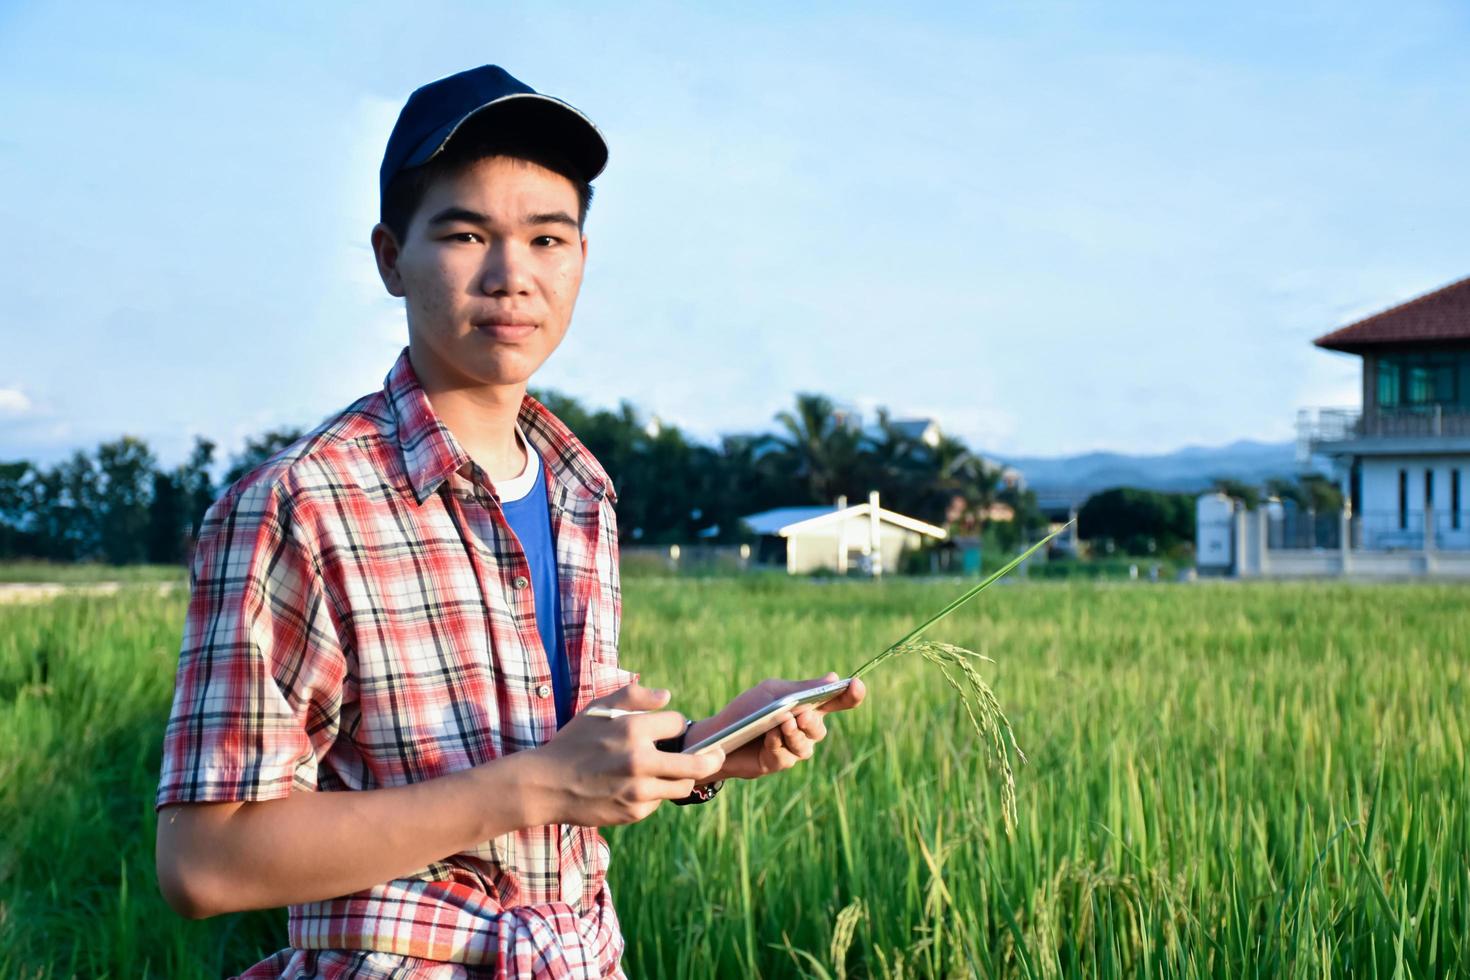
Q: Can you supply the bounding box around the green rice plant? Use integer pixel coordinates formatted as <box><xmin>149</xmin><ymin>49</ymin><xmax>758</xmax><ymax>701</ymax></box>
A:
<box><xmin>7</xmin><ymin>572</ymin><xmax>1470</xmax><ymax>977</ymax></box>
<box><xmin>851</xmin><ymin>523</ymin><xmax>1070</xmax><ymax>832</ymax></box>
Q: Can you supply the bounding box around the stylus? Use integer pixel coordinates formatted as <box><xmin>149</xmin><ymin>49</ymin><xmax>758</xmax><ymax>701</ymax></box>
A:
<box><xmin>583</xmin><ymin>706</ymin><xmax>649</xmax><ymax>719</ymax></box>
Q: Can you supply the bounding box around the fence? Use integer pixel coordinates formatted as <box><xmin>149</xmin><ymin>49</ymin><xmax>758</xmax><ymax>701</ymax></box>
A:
<box><xmin>1266</xmin><ymin>509</ymin><xmax>1342</xmax><ymax>550</ymax></box>
<box><xmin>1298</xmin><ymin>406</ymin><xmax>1470</xmax><ymax>449</ymax></box>
<box><xmin>619</xmin><ymin>544</ymin><xmax>753</xmax><ymax>577</ymax></box>
<box><xmin>1238</xmin><ymin>507</ymin><xmax>1470</xmax><ymax>578</ymax></box>
<box><xmin>1265</xmin><ymin>508</ymin><xmax>1470</xmax><ymax>552</ymax></box>
<box><xmin>1348</xmin><ymin>510</ymin><xmax>1470</xmax><ymax>552</ymax></box>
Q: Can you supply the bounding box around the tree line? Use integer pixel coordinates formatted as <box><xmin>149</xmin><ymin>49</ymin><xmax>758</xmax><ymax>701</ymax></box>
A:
<box><xmin>0</xmin><ymin>391</ymin><xmax>1045</xmax><ymax>565</ymax></box>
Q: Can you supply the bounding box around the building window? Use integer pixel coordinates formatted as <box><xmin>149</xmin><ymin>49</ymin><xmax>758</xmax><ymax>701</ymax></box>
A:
<box><xmin>1376</xmin><ymin>352</ymin><xmax>1468</xmax><ymax>409</ymax></box>
<box><xmin>1454</xmin><ymin>470</ymin><xmax>1463</xmax><ymax>531</ymax></box>
<box><xmin>1398</xmin><ymin>469</ymin><xmax>1408</xmax><ymax>530</ymax></box>
<box><xmin>1377</xmin><ymin>360</ymin><xmax>1400</xmax><ymax>408</ymax></box>
<box><xmin>1426</xmin><ymin>468</ymin><xmax>1435</xmax><ymax>508</ymax></box>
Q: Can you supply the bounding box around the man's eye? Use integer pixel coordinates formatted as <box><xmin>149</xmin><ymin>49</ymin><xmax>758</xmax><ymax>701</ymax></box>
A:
<box><xmin>446</xmin><ymin>232</ymin><xmax>483</xmax><ymax>244</ymax></box>
<box><xmin>532</xmin><ymin>235</ymin><xmax>562</xmax><ymax>247</ymax></box>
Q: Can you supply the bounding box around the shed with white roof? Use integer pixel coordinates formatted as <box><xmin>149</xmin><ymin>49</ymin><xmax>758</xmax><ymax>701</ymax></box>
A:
<box><xmin>740</xmin><ymin>491</ymin><xmax>947</xmax><ymax>575</ymax></box>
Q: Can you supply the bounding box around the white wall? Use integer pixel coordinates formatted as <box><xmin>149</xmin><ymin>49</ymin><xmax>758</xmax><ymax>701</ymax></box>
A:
<box><xmin>1233</xmin><ymin>508</ymin><xmax>1470</xmax><ymax>578</ymax></box>
<box><xmin>785</xmin><ymin>516</ymin><xmax>927</xmax><ymax>574</ymax></box>
<box><xmin>1358</xmin><ymin>456</ymin><xmax>1470</xmax><ymax>550</ymax></box>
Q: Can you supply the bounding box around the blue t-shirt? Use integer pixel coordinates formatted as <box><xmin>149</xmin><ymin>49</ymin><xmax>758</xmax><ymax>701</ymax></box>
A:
<box><xmin>498</xmin><ymin>442</ymin><xmax>573</xmax><ymax>727</ymax></box>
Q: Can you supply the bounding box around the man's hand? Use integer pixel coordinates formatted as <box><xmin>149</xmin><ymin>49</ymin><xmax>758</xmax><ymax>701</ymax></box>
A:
<box><xmin>689</xmin><ymin>672</ymin><xmax>867</xmax><ymax>781</ymax></box>
<box><xmin>523</xmin><ymin>683</ymin><xmax>726</xmax><ymax>827</ymax></box>
<box><xmin>155</xmin><ymin>683</ymin><xmax>722</xmax><ymax>919</ymax></box>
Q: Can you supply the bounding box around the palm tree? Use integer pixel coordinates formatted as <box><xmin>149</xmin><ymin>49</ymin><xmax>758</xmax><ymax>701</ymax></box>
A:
<box><xmin>924</xmin><ymin>436</ymin><xmax>1002</xmax><ymax>535</ymax></box>
<box><xmin>855</xmin><ymin>408</ymin><xmax>924</xmax><ymax>513</ymax></box>
<box><xmin>771</xmin><ymin>393</ymin><xmax>866</xmax><ymax>504</ymax></box>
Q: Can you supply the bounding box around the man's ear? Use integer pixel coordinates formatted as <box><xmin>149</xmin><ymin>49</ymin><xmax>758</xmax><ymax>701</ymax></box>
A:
<box><xmin>371</xmin><ymin>223</ymin><xmax>406</xmax><ymax>298</ymax></box>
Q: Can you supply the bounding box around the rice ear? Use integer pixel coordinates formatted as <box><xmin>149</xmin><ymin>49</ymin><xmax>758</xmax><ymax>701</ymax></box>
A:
<box><xmin>846</xmin><ymin>521</ymin><xmax>1070</xmax><ymax>834</ymax></box>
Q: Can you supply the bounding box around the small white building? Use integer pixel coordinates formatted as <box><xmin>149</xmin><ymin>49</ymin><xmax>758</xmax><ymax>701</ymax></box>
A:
<box><xmin>741</xmin><ymin>491</ymin><xmax>948</xmax><ymax>575</ymax></box>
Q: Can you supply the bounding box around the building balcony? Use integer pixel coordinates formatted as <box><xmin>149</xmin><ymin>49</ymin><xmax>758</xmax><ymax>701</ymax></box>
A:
<box><xmin>1297</xmin><ymin>406</ymin><xmax>1470</xmax><ymax>459</ymax></box>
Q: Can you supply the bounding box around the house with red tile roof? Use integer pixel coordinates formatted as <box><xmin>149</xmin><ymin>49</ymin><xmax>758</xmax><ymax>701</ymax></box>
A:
<box><xmin>1299</xmin><ymin>275</ymin><xmax>1470</xmax><ymax>557</ymax></box>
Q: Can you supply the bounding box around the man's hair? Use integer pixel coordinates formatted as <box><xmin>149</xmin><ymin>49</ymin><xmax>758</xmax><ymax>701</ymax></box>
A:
<box><xmin>380</xmin><ymin>128</ymin><xmax>595</xmax><ymax>243</ymax></box>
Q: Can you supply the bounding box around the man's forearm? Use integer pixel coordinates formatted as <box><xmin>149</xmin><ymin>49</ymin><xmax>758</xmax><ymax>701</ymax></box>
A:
<box><xmin>157</xmin><ymin>749</ymin><xmax>551</xmax><ymax>918</ymax></box>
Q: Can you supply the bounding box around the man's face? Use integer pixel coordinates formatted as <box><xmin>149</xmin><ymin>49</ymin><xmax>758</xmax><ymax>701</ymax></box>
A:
<box><xmin>373</xmin><ymin>155</ymin><xmax>587</xmax><ymax>391</ymax></box>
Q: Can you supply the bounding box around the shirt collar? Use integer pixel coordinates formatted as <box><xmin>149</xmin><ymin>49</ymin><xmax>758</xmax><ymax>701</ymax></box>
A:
<box><xmin>383</xmin><ymin>346</ymin><xmax>617</xmax><ymax>507</ymax></box>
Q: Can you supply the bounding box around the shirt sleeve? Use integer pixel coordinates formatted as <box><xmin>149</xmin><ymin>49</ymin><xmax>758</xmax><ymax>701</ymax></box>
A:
<box><xmin>156</xmin><ymin>479</ymin><xmax>347</xmax><ymax>809</ymax></box>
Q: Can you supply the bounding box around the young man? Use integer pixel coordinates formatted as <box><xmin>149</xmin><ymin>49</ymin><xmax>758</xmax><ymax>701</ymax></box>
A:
<box><xmin>154</xmin><ymin>65</ymin><xmax>866</xmax><ymax>979</ymax></box>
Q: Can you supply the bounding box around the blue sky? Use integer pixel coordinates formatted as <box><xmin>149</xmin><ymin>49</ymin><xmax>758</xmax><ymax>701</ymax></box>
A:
<box><xmin>3</xmin><ymin>1</ymin><xmax>1469</xmax><ymax>468</ymax></box>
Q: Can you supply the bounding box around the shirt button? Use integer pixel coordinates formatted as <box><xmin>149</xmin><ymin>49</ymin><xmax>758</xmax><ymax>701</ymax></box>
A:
<box><xmin>536</xmin><ymin>683</ymin><xmax>552</xmax><ymax>699</ymax></box>
<box><xmin>513</xmin><ymin>575</ymin><xmax>530</xmax><ymax>590</ymax></box>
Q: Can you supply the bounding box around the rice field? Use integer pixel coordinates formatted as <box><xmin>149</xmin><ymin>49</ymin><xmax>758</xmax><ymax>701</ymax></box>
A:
<box><xmin>1</xmin><ymin>577</ymin><xmax>1467</xmax><ymax>978</ymax></box>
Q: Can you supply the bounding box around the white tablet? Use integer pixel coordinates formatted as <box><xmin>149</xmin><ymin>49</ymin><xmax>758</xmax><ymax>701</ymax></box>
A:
<box><xmin>683</xmin><ymin>678</ymin><xmax>852</xmax><ymax>755</ymax></box>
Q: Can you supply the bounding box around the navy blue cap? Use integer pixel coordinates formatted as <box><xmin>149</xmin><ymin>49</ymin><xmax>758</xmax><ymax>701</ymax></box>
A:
<box><xmin>379</xmin><ymin>65</ymin><xmax>607</xmax><ymax>205</ymax></box>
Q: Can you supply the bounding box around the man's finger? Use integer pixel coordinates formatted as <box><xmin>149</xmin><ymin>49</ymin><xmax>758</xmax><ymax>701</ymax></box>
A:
<box><xmin>793</xmin><ymin>707</ymin><xmax>827</xmax><ymax>741</ymax></box>
<box><xmin>642</xmin><ymin>745</ymin><xmax>726</xmax><ymax>781</ymax></box>
<box><xmin>627</xmin><ymin>708</ymin><xmax>689</xmax><ymax>742</ymax></box>
<box><xmin>762</xmin><ymin>728</ymin><xmax>800</xmax><ymax>770</ymax></box>
<box><xmin>775</xmin><ymin>717</ymin><xmax>815</xmax><ymax>759</ymax></box>
<box><xmin>817</xmin><ymin>676</ymin><xmax>866</xmax><ymax>714</ymax></box>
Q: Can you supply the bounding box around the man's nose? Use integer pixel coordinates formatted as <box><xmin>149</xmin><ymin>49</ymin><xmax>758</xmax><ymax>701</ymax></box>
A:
<box><xmin>479</xmin><ymin>241</ymin><xmax>532</xmax><ymax>296</ymax></box>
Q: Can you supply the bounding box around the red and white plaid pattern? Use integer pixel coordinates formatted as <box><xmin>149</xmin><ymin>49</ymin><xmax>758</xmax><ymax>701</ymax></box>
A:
<box><xmin>157</xmin><ymin>347</ymin><xmax>634</xmax><ymax>978</ymax></box>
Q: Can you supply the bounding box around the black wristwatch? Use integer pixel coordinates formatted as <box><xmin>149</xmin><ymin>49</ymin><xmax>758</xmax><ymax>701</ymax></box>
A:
<box><xmin>655</xmin><ymin>719</ymin><xmax>724</xmax><ymax>806</ymax></box>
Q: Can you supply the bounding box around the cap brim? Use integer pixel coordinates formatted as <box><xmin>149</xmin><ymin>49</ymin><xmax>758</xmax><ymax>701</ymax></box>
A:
<box><xmin>403</xmin><ymin>93</ymin><xmax>608</xmax><ymax>182</ymax></box>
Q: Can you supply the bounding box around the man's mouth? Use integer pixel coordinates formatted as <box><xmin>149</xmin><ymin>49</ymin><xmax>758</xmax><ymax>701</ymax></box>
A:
<box><xmin>473</xmin><ymin>317</ymin><xmax>537</xmax><ymax>341</ymax></box>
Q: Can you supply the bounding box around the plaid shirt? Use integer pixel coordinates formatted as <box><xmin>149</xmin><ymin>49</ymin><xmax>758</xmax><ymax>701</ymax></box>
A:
<box><xmin>157</xmin><ymin>347</ymin><xmax>635</xmax><ymax>979</ymax></box>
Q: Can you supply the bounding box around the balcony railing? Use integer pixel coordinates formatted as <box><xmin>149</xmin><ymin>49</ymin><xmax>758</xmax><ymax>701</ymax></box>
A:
<box><xmin>1298</xmin><ymin>406</ymin><xmax>1470</xmax><ymax>454</ymax></box>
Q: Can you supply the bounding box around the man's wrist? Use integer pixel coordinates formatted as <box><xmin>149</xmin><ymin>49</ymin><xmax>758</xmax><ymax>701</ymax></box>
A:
<box><xmin>475</xmin><ymin>749</ymin><xmax>551</xmax><ymax>832</ymax></box>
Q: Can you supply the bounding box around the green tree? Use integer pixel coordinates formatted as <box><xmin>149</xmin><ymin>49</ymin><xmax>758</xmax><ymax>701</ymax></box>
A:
<box><xmin>623</xmin><ymin>421</ymin><xmax>703</xmax><ymax>544</ymax></box>
<box><xmin>97</xmin><ymin>436</ymin><xmax>157</xmax><ymax>565</ymax></box>
<box><xmin>0</xmin><ymin>461</ymin><xmax>38</xmax><ymax>557</ymax></box>
<box><xmin>1079</xmin><ymin>487</ymin><xmax>1195</xmax><ymax>555</ymax></box>
<box><xmin>771</xmin><ymin>393</ymin><xmax>866</xmax><ymax>505</ymax></box>
<box><xmin>148</xmin><ymin>470</ymin><xmax>186</xmax><ymax>564</ymax></box>
<box><xmin>1211</xmin><ymin>477</ymin><xmax>1261</xmax><ymax>510</ymax></box>
<box><xmin>692</xmin><ymin>433</ymin><xmax>794</xmax><ymax>542</ymax></box>
<box><xmin>531</xmin><ymin>390</ymin><xmax>721</xmax><ymax>543</ymax></box>
<box><xmin>858</xmin><ymin>408</ymin><xmax>923</xmax><ymax>513</ymax></box>
<box><xmin>148</xmin><ymin>437</ymin><xmax>218</xmax><ymax>565</ymax></box>
<box><xmin>926</xmin><ymin>435</ymin><xmax>1002</xmax><ymax>534</ymax></box>
<box><xmin>991</xmin><ymin>484</ymin><xmax>1047</xmax><ymax>552</ymax></box>
<box><xmin>1267</xmin><ymin>473</ymin><xmax>1343</xmax><ymax>514</ymax></box>
<box><xmin>30</xmin><ymin>451</ymin><xmax>104</xmax><ymax>561</ymax></box>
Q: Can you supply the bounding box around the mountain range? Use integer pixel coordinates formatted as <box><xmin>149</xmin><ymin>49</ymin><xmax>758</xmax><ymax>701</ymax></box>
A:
<box><xmin>997</xmin><ymin>439</ymin><xmax>1304</xmax><ymax>501</ymax></box>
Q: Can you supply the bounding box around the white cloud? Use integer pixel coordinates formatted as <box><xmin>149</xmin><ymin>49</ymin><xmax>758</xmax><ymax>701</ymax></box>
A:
<box><xmin>0</xmin><ymin>388</ymin><xmax>33</xmax><ymax>415</ymax></box>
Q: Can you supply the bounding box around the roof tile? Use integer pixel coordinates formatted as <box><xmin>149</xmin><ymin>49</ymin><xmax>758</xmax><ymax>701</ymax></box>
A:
<box><xmin>1314</xmin><ymin>275</ymin><xmax>1470</xmax><ymax>351</ymax></box>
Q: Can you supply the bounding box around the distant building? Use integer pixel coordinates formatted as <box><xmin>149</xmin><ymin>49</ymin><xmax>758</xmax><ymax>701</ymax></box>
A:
<box><xmin>1230</xmin><ymin>276</ymin><xmax>1470</xmax><ymax>577</ymax></box>
<box><xmin>1300</xmin><ymin>276</ymin><xmax>1470</xmax><ymax>550</ymax></box>
<box><xmin>989</xmin><ymin>459</ymin><xmax>1026</xmax><ymax>491</ymax></box>
<box><xmin>830</xmin><ymin>404</ymin><xmax>864</xmax><ymax>434</ymax></box>
<box><xmin>944</xmin><ymin>494</ymin><xmax>1015</xmax><ymax>525</ymax></box>
<box><xmin>888</xmin><ymin>418</ymin><xmax>942</xmax><ymax>448</ymax></box>
<box><xmin>740</xmin><ymin>491</ymin><xmax>947</xmax><ymax>575</ymax></box>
